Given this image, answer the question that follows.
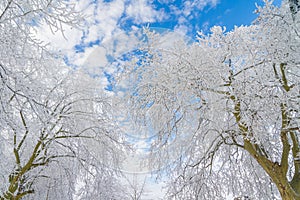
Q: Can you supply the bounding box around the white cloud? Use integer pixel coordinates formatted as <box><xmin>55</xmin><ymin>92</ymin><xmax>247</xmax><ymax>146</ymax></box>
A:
<box><xmin>34</xmin><ymin>0</ymin><xmax>220</xmax><ymax>71</ymax></box>
<box><xmin>194</xmin><ymin>0</ymin><xmax>219</xmax><ymax>10</ymax></box>
<box><xmin>34</xmin><ymin>0</ymin><xmax>168</xmax><ymax>70</ymax></box>
<box><xmin>34</xmin><ymin>23</ymin><xmax>83</xmax><ymax>52</ymax></box>
<box><xmin>126</xmin><ymin>0</ymin><xmax>166</xmax><ymax>23</ymax></box>
<box><xmin>174</xmin><ymin>24</ymin><xmax>189</xmax><ymax>35</ymax></box>
<box><xmin>81</xmin><ymin>46</ymin><xmax>107</xmax><ymax>69</ymax></box>
<box><xmin>169</xmin><ymin>4</ymin><xmax>181</xmax><ymax>16</ymax></box>
<box><xmin>183</xmin><ymin>1</ymin><xmax>192</xmax><ymax>16</ymax></box>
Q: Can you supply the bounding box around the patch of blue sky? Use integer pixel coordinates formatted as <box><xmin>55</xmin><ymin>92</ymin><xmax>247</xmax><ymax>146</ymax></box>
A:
<box><xmin>102</xmin><ymin>48</ymin><xmax>145</xmax><ymax>93</ymax></box>
<box><xmin>118</xmin><ymin>14</ymin><xmax>136</xmax><ymax>31</ymax></box>
<box><xmin>63</xmin><ymin>56</ymin><xmax>78</xmax><ymax>70</ymax></box>
<box><xmin>119</xmin><ymin>48</ymin><xmax>153</xmax><ymax>72</ymax></box>
<box><xmin>105</xmin><ymin>54</ymin><xmax>115</xmax><ymax>63</ymax></box>
<box><xmin>202</xmin><ymin>0</ymin><xmax>282</xmax><ymax>32</ymax></box>
<box><xmin>124</xmin><ymin>135</ymin><xmax>156</xmax><ymax>153</ymax></box>
<box><xmin>73</xmin><ymin>30</ymin><xmax>88</xmax><ymax>52</ymax></box>
<box><xmin>150</xmin><ymin>0</ymin><xmax>282</xmax><ymax>37</ymax></box>
<box><xmin>103</xmin><ymin>72</ymin><xmax>114</xmax><ymax>91</ymax></box>
<box><xmin>145</xmin><ymin>100</ymin><xmax>155</xmax><ymax>108</ymax></box>
<box><xmin>74</xmin><ymin>39</ymin><xmax>101</xmax><ymax>53</ymax></box>
<box><xmin>145</xmin><ymin>0</ymin><xmax>215</xmax><ymax>36</ymax></box>
<box><xmin>146</xmin><ymin>1</ymin><xmax>180</xmax><ymax>27</ymax></box>
<box><xmin>27</xmin><ymin>18</ymin><xmax>39</xmax><ymax>27</ymax></box>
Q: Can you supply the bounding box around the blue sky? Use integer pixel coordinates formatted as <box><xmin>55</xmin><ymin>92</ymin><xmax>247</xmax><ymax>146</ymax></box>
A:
<box><xmin>38</xmin><ymin>0</ymin><xmax>283</xmax><ymax>60</ymax></box>
<box><xmin>145</xmin><ymin>0</ymin><xmax>282</xmax><ymax>35</ymax></box>
<box><xmin>36</xmin><ymin>0</ymin><xmax>283</xmax><ymax>81</ymax></box>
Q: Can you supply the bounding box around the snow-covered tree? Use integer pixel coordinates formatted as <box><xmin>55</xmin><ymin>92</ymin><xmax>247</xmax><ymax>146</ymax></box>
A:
<box><xmin>0</xmin><ymin>1</ymin><xmax>125</xmax><ymax>199</ymax></box>
<box><xmin>122</xmin><ymin>173</ymin><xmax>147</xmax><ymax>200</ymax></box>
<box><xmin>119</xmin><ymin>1</ymin><xmax>300</xmax><ymax>199</ymax></box>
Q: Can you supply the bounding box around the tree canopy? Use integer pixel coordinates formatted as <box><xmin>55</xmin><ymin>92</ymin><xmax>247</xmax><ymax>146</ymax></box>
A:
<box><xmin>118</xmin><ymin>1</ymin><xmax>300</xmax><ymax>199</ymax></box>
<box><xmin>0</xmin><ymin>0</ymin><xmax>125</xmax><ymax>199</ymax></box>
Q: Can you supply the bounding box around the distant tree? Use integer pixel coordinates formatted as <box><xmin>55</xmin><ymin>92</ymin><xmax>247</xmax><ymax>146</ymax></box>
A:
<box><xmin>122</xmin><ymin>173</ymin><xmax>147</xmax><ymax>200</ymax></box>
<box><xmin>0</xmin><ymin>0</ymin><xmax>125</xmax><ymax>199</ymax></box>
<box><xmin>120</xmin><ymin>1</ymin><xmax>300</xmax><ymax>199</ymax></box>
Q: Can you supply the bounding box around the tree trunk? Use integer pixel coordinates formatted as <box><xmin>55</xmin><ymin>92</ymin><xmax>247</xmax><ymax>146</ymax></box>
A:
<box><xmin>270</xmin><ymin>166</ymin><xmax>300</xmax><ymax>199</ymax></box>
<box><xmin>251</xmin><ymin>150</ymin><xmax>300</xmax><ymax>200</ymax></box>
<box><xmin>242</xmin><ymin>139</ymin><xmax>300</xmax><ymax>199</ymax></box>
<box><xmin>274</xmin><ymin>181</ymin><xmax>300</xmax><ymax>200</ymax></box>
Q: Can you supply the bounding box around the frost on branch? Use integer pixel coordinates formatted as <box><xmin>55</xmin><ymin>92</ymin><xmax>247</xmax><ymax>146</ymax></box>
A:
<box><xmin>0</xmin><ymin>1</ymin><xmax>125</xmax><ymax>199</ymax></box>
<box><xmin>119</xmin><ymin>1</ymin><xmax>300</xmax><ymax>199</ymax></box>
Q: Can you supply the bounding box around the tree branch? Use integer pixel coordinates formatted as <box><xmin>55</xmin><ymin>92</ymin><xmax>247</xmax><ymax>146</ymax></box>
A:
<box><xmin>0</xmin><ymin>0</ymin><xmax>13</xmax><ymax>21</ymax></box>
<box><xmin>280</xmin><ymin>103</ymin><xmax>291</xmax><ymax>177</ymax></box>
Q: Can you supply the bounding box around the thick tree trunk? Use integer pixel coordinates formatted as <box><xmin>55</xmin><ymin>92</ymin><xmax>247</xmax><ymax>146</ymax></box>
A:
<box><xmin>274</xmin><ymin>179</ymin><xmax>300</xmax><ymax>200</ymax></box>
<box><xmin>245</xmin><ymin>143</ymin><xmax>300</xmax><ymax>200</ymax></box>
<box><xmin>291</xmin><ymin>174</ymin><xmax>300</xmax><ymax>195</ymax></box>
